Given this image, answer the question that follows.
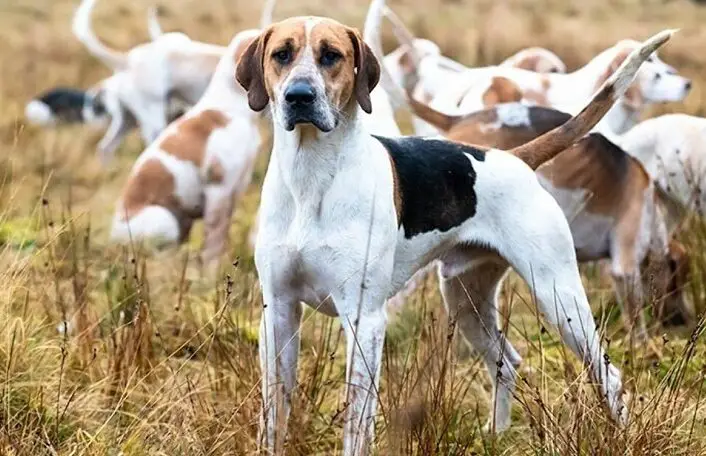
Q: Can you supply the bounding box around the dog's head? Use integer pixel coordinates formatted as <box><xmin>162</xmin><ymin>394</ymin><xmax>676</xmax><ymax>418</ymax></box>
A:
<box><xmin>236</xmin><ymin>16</ymin><xmax>380</xmax><ymax>132</ymax></box>
<box><xmin>600</xmin><ymin>40</ymin><xmax>691</xmax><ymax>110</ymax></box>
<box><xmin>501</xmin><ymin>47</ymin><xmax>567</xmax><ymax>74</ymax></box>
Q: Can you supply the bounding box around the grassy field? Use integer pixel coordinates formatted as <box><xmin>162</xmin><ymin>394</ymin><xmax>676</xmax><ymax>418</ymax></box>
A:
<box><xmin>2</xmin><ymin>0</ymin><xmax>706</xmax><ymax>454</ymax></box>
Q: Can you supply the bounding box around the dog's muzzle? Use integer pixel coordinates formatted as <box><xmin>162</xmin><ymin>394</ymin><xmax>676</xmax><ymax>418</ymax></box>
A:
<box><xmin>282</xmin><ymin>79</ymin><xmax>332</xmax><ymax>132</ymax></box>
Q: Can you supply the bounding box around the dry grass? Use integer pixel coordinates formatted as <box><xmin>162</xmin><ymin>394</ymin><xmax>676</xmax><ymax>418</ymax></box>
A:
<box><xmin>2</xmin><ymin>0</ymin><xmax>706</xmax><ymax>454</ymax></box>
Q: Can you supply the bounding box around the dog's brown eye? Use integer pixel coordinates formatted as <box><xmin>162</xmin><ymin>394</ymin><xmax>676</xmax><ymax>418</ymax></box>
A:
<box><xmin>273</xmin><ymin>49</ymin><xmax>292</xmax><ymax>64</ymax></box>
<box><xmin>320</xmin><ymin>50</ymin><xmax>341</xmax><ymax>67</ymax></box>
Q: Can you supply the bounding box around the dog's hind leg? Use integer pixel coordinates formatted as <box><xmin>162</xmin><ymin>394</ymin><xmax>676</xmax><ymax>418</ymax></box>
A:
<box><xmin>200</xmin><ymin>185</ymin><xmax>236</xmax><ymax>272</ymax></box>
<box><xmin>438</xmin><ymin>258</ymin><xmax>521</xmax><ymax>434</ymax></box>
<box><xmin>481</xmin><ymin>174</ymin><xmax>626</xmax><ymax>426</ymax></box>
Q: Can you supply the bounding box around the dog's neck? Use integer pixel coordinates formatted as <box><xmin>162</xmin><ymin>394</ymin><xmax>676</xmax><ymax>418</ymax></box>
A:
<box><xmin>270</xmin><ymin>105</ymin><xmax>368</xmax><ymax>206</ymax></box>
<box><xmin>600</xmin><ymin>102</ymin><xmax>640</xmax><ymax>134</ymax></box>
<box><xmin>561</xmin><ymin>46</ymin><xmax>638</xmax><ymax>127</ymax></box>
<box><xmin>198</xmin><ymin>50</ymin><xmax>253</xmax><ymax>116</ymax></box>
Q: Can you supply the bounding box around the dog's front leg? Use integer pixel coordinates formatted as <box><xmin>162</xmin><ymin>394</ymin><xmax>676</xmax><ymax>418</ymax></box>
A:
<box><xmin>340</xmin><ymin>305</ymin><xmax>387</xmax><ymax>456</ymax></box>
<box><xmin>258</xmin><ymin>293</ymin><xmax>302</xmax><ymax>454</ymax></box>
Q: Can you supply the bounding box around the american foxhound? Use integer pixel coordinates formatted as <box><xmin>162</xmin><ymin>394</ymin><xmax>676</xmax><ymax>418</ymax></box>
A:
<box><xmin>245</xmin><ymin>0</ymin><xmax>405</xmax><ymax>250</ymax></box>
<box><xmin>236</xmin><ymin>14</ymin><xmax>671</xmax><ymax>453</ymax></box>
<box><xmin>407</xmin><ymin>98</ymin><xmax>695</xmax><ymax>336</ymax></box>
<box><xmin>425</xmin><ymin>39</ymin><xmax>689</xmax><ymax>135</ymax></box>
<box><xmin>110</xmin><ymin>29</ymin><xmax>262</xmax><ymax>270</ymax></box>
<box><xmin>381</xmin><ymin>11</ymin><xmax>689</xmax><ymax>136</ymax></box>
<box><xmin>24</xmin><ymin>5</ymin><xmax>167</xmax><ymax>129</ymax></box>
<box><xmin>72</xmin><ymin>0</ymin><xmax>229</xmax><ymax>161</ymax></box>
<box><xmin>379</xmin><ymin>6</ymin><xmax>566</xmax><ymax>137</ymax></box>
<box><xmin>70</xmin><ymin>0</ymin><xmax>278</xmax><ymax>162</ymax></box>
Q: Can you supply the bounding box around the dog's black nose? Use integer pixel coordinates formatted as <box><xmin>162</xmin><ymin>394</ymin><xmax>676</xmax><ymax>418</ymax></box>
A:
<box><xmin>685</xmin><ymin>80</ymin><xmax>692</xmax><ymax>91</ymax></box>
<box><xmin>285</xmin><ymin>80</ymin><xmax>316</xmax><ymax>105</ymax></box>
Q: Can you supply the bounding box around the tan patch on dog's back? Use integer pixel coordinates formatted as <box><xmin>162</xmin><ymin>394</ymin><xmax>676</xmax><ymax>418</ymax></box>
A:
<box><xmin>160</xmin><ymin>109</ymin><xmax>229</xmax><ymax>166</ymax></box>
<box><xmin>445</xmin><ymin>106</ymin><xmax>568</xmax><ymax>150</ymax></box>
<box><xmin>539</xmin><ymin>134</ymin><xmax>649</xmax><ymax>216</ymax></box>
<box><xmin>481</xmin><ymin>77</ymin><xmax>523</xmax><ymax>107</ymax></box>
<box><xmin>119</xmin><ymin>158</ymin><xmax>177</xmax><ymax>221</ymax></box>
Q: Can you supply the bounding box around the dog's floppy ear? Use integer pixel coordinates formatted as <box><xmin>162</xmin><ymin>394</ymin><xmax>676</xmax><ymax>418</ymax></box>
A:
<box><xmin>236</xmin><ymin>29</ymin><xmax>272</xmax><ymax>112</ymax></box>
<box><xmin>346</xmin><ymin>28</ymin><xmax>380</xmax><ymax>114</ymax></box>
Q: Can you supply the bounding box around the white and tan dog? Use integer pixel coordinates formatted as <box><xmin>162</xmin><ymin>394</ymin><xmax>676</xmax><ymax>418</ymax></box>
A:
<box><xmin>245</xmin><ymin>0</ymin><xmax>404</xmax><ymax>250</ymax></box>
<box><xmin>23</xmin><ymin>8</ymin><xmax>172</xmax><ymax>129</ymax></box>
<box><xmin>379</xmin><ymin>6</ymin><xmax>566</xmax><ymax>136</ymax></box>
<box><xmin>406</xmin><ymin>99</ymin><xmax>695</xmax><ymax>335</ymax></box>
<box><xmin>423</xmin><ymin>37</ymin><xmax>690</xmax><ymax>135</ymax></box>
<box><xmin>73</xmin><ymin>0</ymin><xmax>276</xmax><ymax>162</ymax></box>
<box><xmin>237</xmin><ymin>14</ymin><xmax>671</xmax><ymax>454</ymax></box>
<box><xmin>110</xmin><ymin>29</ymin><xmax>262</xmax><ymax>268</ymax></box>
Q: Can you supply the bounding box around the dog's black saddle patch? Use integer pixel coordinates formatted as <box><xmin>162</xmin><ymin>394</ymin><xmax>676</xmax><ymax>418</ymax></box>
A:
<box><xmin>374</xmin><ymin>135</ymin><xmax>485</xmax><ymax>239</ymax></box>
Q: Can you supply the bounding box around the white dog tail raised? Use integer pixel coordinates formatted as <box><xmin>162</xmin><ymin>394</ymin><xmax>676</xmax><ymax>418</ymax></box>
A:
<box><xmin>510</xmin><ymin>29</ymin><xmax>676</xmax><ymax>170</ymax></box>
<box><xmin>260</xmin><ymin>0</ymin><xmax>278</xmax><ymax>29</ymax></box>
<box><xmin>147</xmin><ymin>6</ymin><xmax>164</xmax><ymax>40</ymax></box>
<box><xmin>363</xmin><ymin>0</ymin><xmax>408</xmax><ymax>109</ymax></box>
<box><xmin>72</xmin><ymin>0</ymin><xmax>128</xmax><ymax>70</ymax></box>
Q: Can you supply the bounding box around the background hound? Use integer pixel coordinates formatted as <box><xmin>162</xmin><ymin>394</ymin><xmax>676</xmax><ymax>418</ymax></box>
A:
<box><xmin>406</xmin><ymin>98</ymin><xmax>695</xmax><ymax>339</ymax></box>
<box><xmin>110</xmin><ymin>29</ymin><xmax>262</xmax><ymax>270</ymax></box>
<box><xmin>387</xmin><ymin>17</ymin><xmax>690</xmax><ymax>135</ymax></box>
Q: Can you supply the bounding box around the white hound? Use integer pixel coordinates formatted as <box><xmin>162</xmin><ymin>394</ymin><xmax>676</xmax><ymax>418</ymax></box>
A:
<box><xmin>236</xmin><ymin>15</ymin><xmax>672</xmax><ymax>454</ymax></box>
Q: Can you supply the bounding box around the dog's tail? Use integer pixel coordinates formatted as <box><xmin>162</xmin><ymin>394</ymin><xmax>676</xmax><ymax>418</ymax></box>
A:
<box><xmin>260</xmin><ymin>0</ymin><xmax>277</xmax><ymax>29</ymax></box>
<box><xmin>509</xmin><ymin>29</ymin><xmax>675</xmax><ymax>170</ymax></box>
<box><xmin>72</xmin><ymin>0</ymin><xmax>128</xmax><ymax>70</ymax></box>
<box><xmin>147</xmin><ymin>6</ymin><xmax>164</xmax><ymax>41</ymax></box>
<box><xmin>383</xmin><ymin>6</ymin><xmax>421</xmax><ymax>67</ymax></box>
<box><xmin>405</xmin><ymin>95</ymin><xmax>464</xmax><ymax>132</ymax></box>
<box><xmin>362</xmin><ymin>0</ymin><xmax>408</xmax><ymax>110</ymax></box>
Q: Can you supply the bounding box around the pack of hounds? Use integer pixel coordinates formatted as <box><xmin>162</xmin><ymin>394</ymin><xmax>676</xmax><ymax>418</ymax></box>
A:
<box><xmin>24</xmin><ymin>0</ymin><xmax>705</xmax><ymax>453</ymax></box>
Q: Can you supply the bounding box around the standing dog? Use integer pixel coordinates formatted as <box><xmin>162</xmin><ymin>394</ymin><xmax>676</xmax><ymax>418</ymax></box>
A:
<box><xmin>424</xmin><ymin>38</ymin><xmax>690</xmax><ymax>135</ymax></box>
<box><xmin>379</xmin><ymin>6</ymin><xmax>567</xmax><ymax>136</ymax></box>
<box><xmin>73</xmin><ymin>0</ymin><xmax>227</xmax><ymax>160</ymax></box>
<box><xmin>237</xmin><ymin>15</ymin><xmax>671</xmax><ymax>454</ymax></box>
<box><xmin>406</xmin><ymin>99</ymin><xmax>695</xmax><ymax>336</ymax></box>
<box><xmin>110</xmin><ymin>29</ymin><xmax>262</xmax><ymax>269</ymax></box>
<box><xmin>386</xmin><ymin>15</ymin><xmax>689</xmax><ymax>136</ymax></box>
<box><xmin>71</xmin><ymin>0</ymin><xmax>279</xmax><ymax>162</ymax></box>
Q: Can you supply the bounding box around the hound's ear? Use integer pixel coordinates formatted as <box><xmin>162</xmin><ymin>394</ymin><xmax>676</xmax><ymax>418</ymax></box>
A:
<box><xmin>236</xmin><ymin>29</ymin><xmax>272</xmax><ymax>112</ymax></box>
<box><xmin>346</xmin><ymin>28</ymin><xmax>380</xmax><ymax>114</ymax></box>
